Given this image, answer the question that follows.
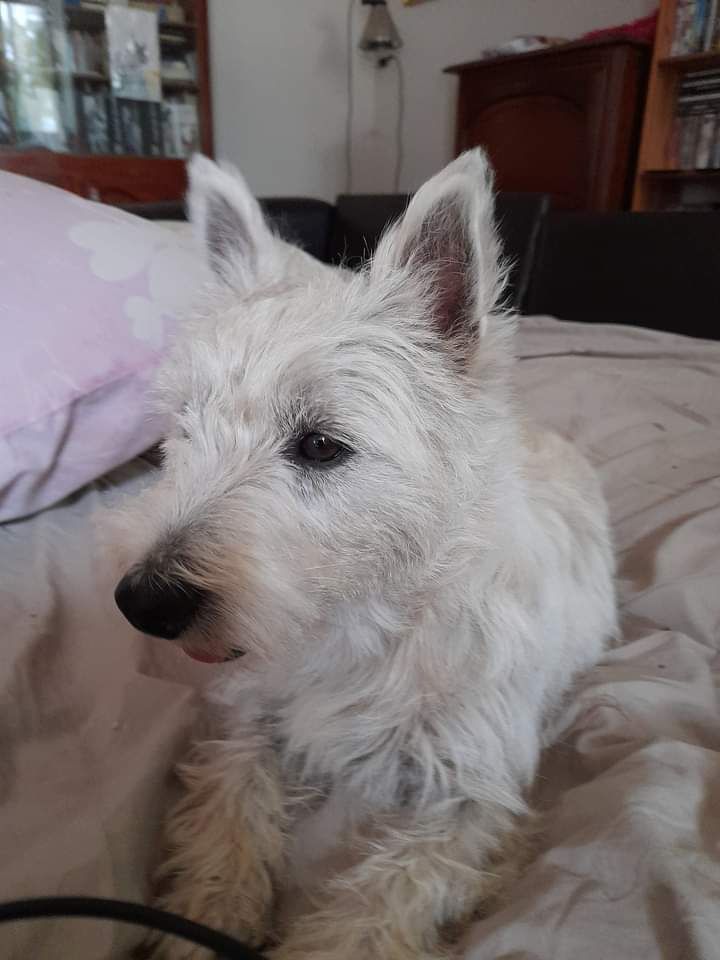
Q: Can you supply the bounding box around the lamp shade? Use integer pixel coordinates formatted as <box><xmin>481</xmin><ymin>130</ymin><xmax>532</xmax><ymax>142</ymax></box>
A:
<box><xmin>358</xmin><ymin>1</ymin><xmax>402</xmax><ymax>52</ymax></box>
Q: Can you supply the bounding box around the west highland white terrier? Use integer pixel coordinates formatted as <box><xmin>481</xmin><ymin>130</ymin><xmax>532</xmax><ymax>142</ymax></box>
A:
<box><xmin>115</xmin><ymin>150</ymin><xmax>616</xmax><ymax>960</ymax></box>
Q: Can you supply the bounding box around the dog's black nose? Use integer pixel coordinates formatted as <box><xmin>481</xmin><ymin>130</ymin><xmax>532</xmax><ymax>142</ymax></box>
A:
<box><xmin>114</xmin><ymin>571</ymin><xmax>205</xmax><ymax>639</ymax></box>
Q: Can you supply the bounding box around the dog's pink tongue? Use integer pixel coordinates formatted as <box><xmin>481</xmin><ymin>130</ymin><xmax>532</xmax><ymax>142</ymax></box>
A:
<box><xmin>184</xmin><ymin>649</ymin><xmax>226</xmax><ymax>664</ymax></box>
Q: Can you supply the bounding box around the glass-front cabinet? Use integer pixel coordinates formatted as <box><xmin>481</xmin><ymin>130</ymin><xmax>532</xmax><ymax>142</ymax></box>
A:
<box><xmin>0</xmin><ymin>0</ymin><xmax>211</xmax><ymax>202</ymax></box>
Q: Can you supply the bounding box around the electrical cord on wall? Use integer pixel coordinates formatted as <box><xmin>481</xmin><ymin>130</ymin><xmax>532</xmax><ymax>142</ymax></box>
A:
<box><xmin>346</xmin><ymin>0</ymin><xmax>356</xmax><ymax>193</ymax></box>
<box><xmin>346</xmin><ymin>0</ymin><xmax>405</xmax><ymax>195</ymax></box>
<box><xmin>385</xmin><ymin>53</ymin><xmax>405</xmax><ymax>193</ymax></box>
<box><xmin>0</xmin><ymin>896</ymin><xmax>266</xmax><ymax>959</ymax></box>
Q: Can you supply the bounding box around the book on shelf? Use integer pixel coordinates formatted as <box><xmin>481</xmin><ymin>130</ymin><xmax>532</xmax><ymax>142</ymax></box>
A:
<box><xmin>0</xmin><ymin>90</ymin><xmax>13</xmax><ymax>146</ymax></box>
<box><xmin>670</xmin><ymin>69</ymin><xmax>720</xmax><ymax>169</ymax></box>
<box><xmin>75</xmin><ymin>83</ymin><xmax>111</xmax><ymax>154</ymax></box>
<box><xmin>161</xmin><ymin>97</ymin><xmax>199</xmax><ymax>158</ymax></box>
<box><xmin>139</xmin><ymin>101</ymin><xmax>164</xmax><ymax>156</ymax></box>
<box><xmin>68</xmin><ymin>29</ymin><xmax>106</xmax><ymax>76</ymax></box>
<box><xmin>106</xmin><ymin>94</ymin><xmax>124</xmax><ymax>154</ymax></box>
<box><xmin>696</xmin><ymin>102</ymin><xmax>717</xmax><ymax>165</ymax></box>
<box><xmin>161</xmin><ymin>54</ymin><xmax>196</xmax><ymax>81</ymax></box>
<box><xmin>671</xmin><ymin>0</ymin><xmax>720</xmax><ymax>54</ymax></box>
<box><xmin>108</xmin><ymin>99</ymin><xmax>141</xmax><ymax>155</ymax></box>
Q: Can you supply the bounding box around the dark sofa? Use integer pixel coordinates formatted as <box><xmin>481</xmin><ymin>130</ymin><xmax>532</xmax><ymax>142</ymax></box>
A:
<box><xmin>129</xmin><ymin>192</ymin><xmax>548</xmax><ymax>315</ymax></box>
<box><xmin>128</xmin><ymin>196</ymin><xmax>720</xmax><ymax>341</ymax></box>
<box><xmin>525</xmin><ymin>211</ymin><xmax>720</xmax><ymax>340</ymax></box>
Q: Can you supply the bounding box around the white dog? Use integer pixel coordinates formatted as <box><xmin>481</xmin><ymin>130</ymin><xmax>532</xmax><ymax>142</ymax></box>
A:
<box><xmin>115</xmin><ymin>150</ymin><xmax>616</xmax><ymax>960</ymax></box>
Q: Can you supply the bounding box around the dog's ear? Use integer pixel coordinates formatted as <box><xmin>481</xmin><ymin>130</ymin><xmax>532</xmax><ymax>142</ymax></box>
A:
<box><xmin>187</xmin><ymin>154</ymin><xmax>276</xmax><ymax>289</ymax></box>
<box><xmin>371</xmin><ymin>149</ymin><xmax>505</xmax><ymax>354</ymax></box>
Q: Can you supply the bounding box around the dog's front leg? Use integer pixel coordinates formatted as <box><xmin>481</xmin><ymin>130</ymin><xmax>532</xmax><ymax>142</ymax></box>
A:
<box><xmin>271</xmin><ymin>798</ymin><xmax>525</xmax><ymax>960</ymax></box>
<box><xmin>148</xmin><ymin>732</ymin><xmax>287</xmax><ymax>959</ymax></box>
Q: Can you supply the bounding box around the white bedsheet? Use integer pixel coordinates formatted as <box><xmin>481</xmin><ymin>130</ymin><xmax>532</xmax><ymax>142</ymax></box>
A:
<box><xmin>1</xmin><ymin>316</ymin><xmax>719</xmax><ymax>959</ymax></box>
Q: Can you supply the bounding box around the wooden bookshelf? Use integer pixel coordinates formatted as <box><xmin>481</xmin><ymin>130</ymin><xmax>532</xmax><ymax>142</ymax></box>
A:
<box><xmin>659</xmin><ymin>50</ymin><xmax>720</xmax><ymax>70</ymax></box>
<box><xmin>0</xmin><ymin>0</ymin><xmax>212</xmax><ymax>204</ymax></box>
<box><xmin>633</xmin><ymin>0</ymin><xmax>720</xmax><ymax>209</ymax></box>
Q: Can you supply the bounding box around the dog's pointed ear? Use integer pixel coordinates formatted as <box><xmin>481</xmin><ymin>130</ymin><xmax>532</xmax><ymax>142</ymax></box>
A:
<box><xmin>371</xmin><ymin>149</ymin><xmax>505</xmax><ymax>355</ymax></box>
<box><xmin>187</xmin><ymin>154</ymin><xmax>276</xmax><ymax>289</ymax></box>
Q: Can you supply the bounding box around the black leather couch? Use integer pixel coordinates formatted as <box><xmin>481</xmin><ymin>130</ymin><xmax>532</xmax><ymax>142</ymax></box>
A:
<box><xmin>128</xmin><ymin>197</ymin><xmax>720</xmax><ymax>340</ymax></box>
<box><xmin>126</xmin><ymin>192</ymin><xmax>549</xmax><ymax>314</ymax></box>
<box><xmin>327</xmin><ymin>193</ymin><xmax>549</xmax><ymax>314</ymax></box>
<box><xmin>525</xmin><ymin>211</ymin><xmax>720</xmax><ymax>341</ymax></box>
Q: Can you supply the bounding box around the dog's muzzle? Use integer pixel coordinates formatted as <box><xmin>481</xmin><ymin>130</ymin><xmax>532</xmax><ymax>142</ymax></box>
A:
<box><xmin>114</xmin><ymin>570</ymin><xmax>206</xmax><ymax>639</ymax></box>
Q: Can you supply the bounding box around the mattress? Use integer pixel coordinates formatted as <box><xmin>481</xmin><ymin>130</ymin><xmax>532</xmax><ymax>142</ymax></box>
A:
<box><xmin>1</xmin><ymin>316</ymin><xmax>719</xmax><ymax>959</ymax></box>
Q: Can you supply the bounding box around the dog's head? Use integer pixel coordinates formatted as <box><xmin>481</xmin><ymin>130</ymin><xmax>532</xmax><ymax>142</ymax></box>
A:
<box><xmin>114</xmin><ymin>151</ymin><xmax>514</xmax><ymax>666</ymax></box>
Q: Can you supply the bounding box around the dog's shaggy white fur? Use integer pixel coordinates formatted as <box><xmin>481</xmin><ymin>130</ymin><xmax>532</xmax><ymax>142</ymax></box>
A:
<box><xmin>117</xmin><ymin>150</ymin><xmax>616</xmax><ymax>959</ymax></box>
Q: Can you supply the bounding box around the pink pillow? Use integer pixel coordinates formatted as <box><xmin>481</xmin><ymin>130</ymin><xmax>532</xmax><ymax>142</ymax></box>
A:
<box><xmin>0</xmin><ymin>171</ymin><xmax>207</xmax><ymax>522</ymax></box>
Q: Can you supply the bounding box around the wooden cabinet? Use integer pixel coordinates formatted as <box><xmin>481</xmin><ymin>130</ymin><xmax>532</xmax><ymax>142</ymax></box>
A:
<box><xmin>0</xmin><ymin>0</ymin><xmax>211</xmax><ymax>204</ymax></box>
<box><xmin>445</xmin><ymin>38</ymin><xmax>650</xmax><ymax>211</ymax></box>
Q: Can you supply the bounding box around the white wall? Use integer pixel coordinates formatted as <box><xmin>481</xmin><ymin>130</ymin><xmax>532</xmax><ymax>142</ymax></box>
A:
<box><xmin>209</xmin><ymin>0</ymin><xmax>656</xmax><ymax>201</ymax></box>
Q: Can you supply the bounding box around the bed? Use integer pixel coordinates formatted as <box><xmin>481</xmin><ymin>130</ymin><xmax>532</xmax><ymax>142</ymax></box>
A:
<box><xmin>1</xmin><ymin>180</ymin><xmax>719</xmax><ymax>959</ymax></box>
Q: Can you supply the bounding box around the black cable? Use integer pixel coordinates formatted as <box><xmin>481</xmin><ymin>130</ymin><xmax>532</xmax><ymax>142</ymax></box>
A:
<box><xmin>346</xmin><ymin>0</ymin><xmax>356</xmax><ymax>193</ymax></box>
<box><xmin>0</xmin><ymin>896</ymin><xmax>266</xmax><ymax>960</ymax></box>
<box><xmin>387</xmin><ymin>54</ymin><xmax>405</xmax><ymax>193</ymax></box>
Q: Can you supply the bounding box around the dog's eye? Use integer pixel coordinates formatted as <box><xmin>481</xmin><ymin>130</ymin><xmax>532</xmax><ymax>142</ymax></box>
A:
<box><xmin>297</xmin><ymin>432</ymin><xmax>343</xmax><ymax>463</ymax></box>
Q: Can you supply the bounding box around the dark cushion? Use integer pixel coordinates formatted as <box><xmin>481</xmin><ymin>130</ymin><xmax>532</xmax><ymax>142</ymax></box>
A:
<box><xmin>494</xmin><ymin>193</ymin><xmax>549</xmax><ymax>313</ymax></box>
<box><xmin>259</xmin><ymin>197</ymin><xmax>336</xmax><ymax>264</ymax></box>
<box><xmin>331</xmin><ymin>194</ymin><xmax>411</xmax><ymax>269</ymax></box>
<box><xmin>526</xmin><ymin>212</ymin><xmax>720</xmax><ymax>340</ymax></box>
<box><xmin>332</xmin><ymin>192</ymin><xmax>549</xmax><ymax>312</ymax></box>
